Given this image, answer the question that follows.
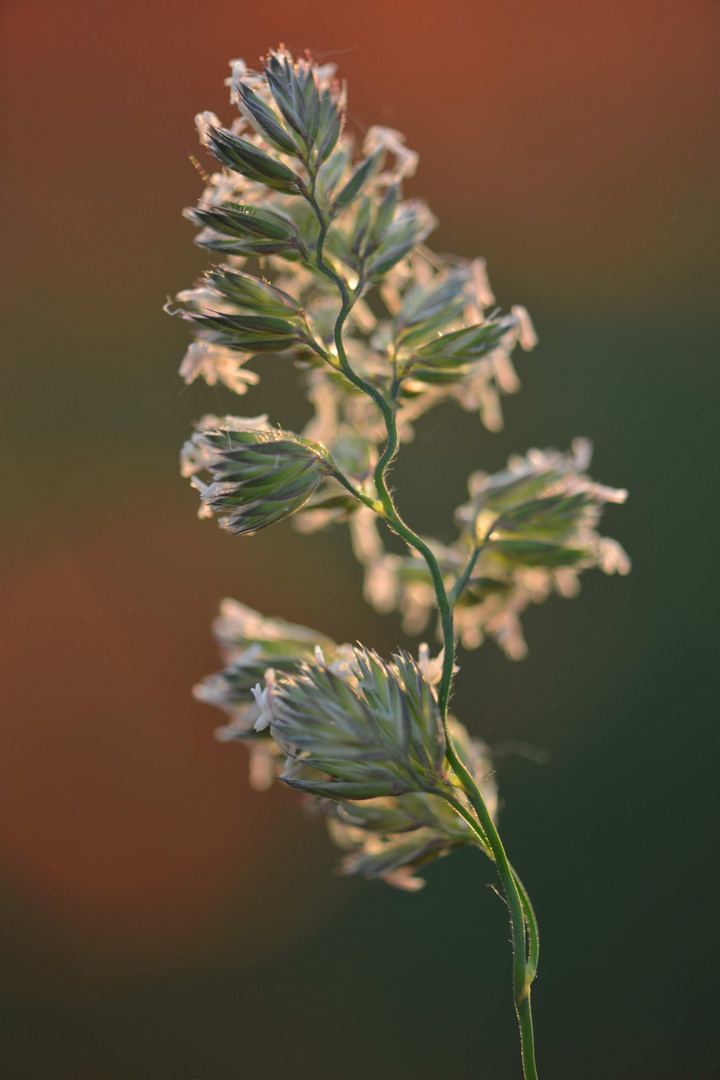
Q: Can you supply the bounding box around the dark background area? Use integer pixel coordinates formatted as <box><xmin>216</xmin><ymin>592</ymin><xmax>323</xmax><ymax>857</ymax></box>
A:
<box><xmin>1</xmin><ymin>1</ymin><xmax>719</xmax><ymax>1077</ymax></box>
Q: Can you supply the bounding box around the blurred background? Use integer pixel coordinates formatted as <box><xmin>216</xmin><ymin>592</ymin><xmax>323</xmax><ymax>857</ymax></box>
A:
<box><xmin>2</xmin><ymin>1</ymin><xmax>719</xmax><ymax>1077</ymax></box>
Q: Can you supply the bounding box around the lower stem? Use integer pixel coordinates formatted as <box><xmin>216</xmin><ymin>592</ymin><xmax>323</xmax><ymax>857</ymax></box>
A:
<box><xmin>445</xmin><ymin>787</ymin><xmax>539</xmax><ymax>1080</ymax></box>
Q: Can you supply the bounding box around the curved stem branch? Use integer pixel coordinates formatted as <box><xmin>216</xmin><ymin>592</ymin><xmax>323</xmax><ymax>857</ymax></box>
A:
<box><xmin>305</xmin><ymin>191</ymin><xmax>394</xmax><ymax>427</ymax></box>
<box><xmin>327</xmin><ymin>464</ymin><xmax>384</xmax><ymax>515</ymax></box>
<box><xmin>306</xmin><ymin>189</ymin><xmax>457</xmax><ymax>715</ymax></box>
<box><xmin>448</xmin><ymin>517</ymin><xmax>499</xmax><ymax>607</ymax></box>
<box><xmin>442</xmin><ymin>788</ymin><xmax>491</xmax><ymax>850</ymax></box>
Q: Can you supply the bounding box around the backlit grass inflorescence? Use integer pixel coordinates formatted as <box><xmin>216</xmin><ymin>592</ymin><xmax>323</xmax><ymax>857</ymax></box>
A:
<box><xmin>169</xmin><ymin>45</ymin><xmax>630</xmax><ymax>1080</ymax></box>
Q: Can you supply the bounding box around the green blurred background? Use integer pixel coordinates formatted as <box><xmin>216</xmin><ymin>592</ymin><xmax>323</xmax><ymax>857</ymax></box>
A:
<box><xmin>2</xmin><ymin>1</ymin><xmax>719</xmax><ymax>1077</ymax></box>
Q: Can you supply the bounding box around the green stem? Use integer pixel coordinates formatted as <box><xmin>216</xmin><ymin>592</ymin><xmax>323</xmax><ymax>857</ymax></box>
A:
<box><xmin>448</xmin><ymin>516</ymin><xmax>500</xmax><ymax>607</ymax></box>
<box><xmin>512</xmin><ymin>864</ymin><xmax>540</xmax><ymax>983</ymax></box>
<box><xmin>305</xmin><ymin>191</ymin><xmax>394</xmax><ymax>427</ymax></box>
<box><xmin>443</xmin><ymin>786</ymin><xmax>539</xmax><ymax>1080</ymax></box>
<box><xmin>327</xmin><ymin>464</ymin><xmax>383</xmax><ymax>515</ymax></box>
<box><xmin>457</xmin><ymin>770</ymin><xmax>538</xmax><ymax>1080</ymax></box>
<box><xmin>448</xmin><ymin>541</ymin><xmax>483</xmax><ymax>607</ymax></box>
<box><xmin>444</xmin><ymin>794</ymin><xmax>540</xmax><ymax>987</ymax></box>
<box><xmin>305</xmin><ymin>189</ymin><xmax>539</xmax><ymax>1078</ymax></box>
<box><xmin>442</xmin><ymin>788</ymin><xmax>491</xmax><ymax>851</ymax></box>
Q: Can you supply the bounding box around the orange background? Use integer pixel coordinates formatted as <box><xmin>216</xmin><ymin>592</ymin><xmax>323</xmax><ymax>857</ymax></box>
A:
<box><xmin>2</xmin><ymin>2</ymin><xmax>719</xmax><ymax>1077</ymax></box>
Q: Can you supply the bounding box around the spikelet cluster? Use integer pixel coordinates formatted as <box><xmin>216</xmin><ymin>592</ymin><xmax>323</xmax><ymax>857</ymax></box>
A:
<box><xmin>197</xmin><ymin>600</ymin><xmax>493</xmax><ymax>889</ymax></box>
